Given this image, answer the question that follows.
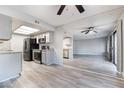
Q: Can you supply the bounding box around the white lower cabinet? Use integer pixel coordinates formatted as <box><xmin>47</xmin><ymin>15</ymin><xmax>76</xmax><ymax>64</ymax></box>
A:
<box><xmin>42</xmin><ymin>49</ymin><xmax>54</xmax><ymax>65</ymax></box>
<box><xmin>0</xmin><ymin>52</ymin><xmax>22</xmax><ymax>82</ymax></box>
<box><xmin>42</xmin><ymin>51</ymin><xmax>46</xmax><ymax>64</ymax></box>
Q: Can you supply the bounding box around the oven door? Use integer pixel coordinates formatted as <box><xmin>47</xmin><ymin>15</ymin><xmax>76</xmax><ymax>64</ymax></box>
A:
<box><xmin>33</xmin><ymin>50</ymin><xmax>42</xmax><ymax>64</ymax></box>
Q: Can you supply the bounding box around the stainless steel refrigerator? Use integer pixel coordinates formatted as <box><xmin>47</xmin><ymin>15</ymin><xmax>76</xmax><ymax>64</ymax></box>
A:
<box><xmin>23</xmin><ymin>38</ymin><xmax>39</xmax><ymax>61</ymax></box>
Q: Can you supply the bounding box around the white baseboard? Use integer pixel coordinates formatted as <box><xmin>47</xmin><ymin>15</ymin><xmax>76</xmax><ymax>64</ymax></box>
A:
<box><xmin>122</xmin><ymin>72</ymin><xmax>124</xmax><ymax>78</ymax></box>
<box><xmin>116</xmin><ymin>71</ymin><xmax>124</xmax><ymax>78</ymax></box>
<box><xmin>0</xmin><ymin>74</ymin><xmax>20</xmax><ymax>83</ymax></box>
<box><xmin>73</xmin><ymin>54</ymin><xmax>106</xmax><ymax>56</ymax></box>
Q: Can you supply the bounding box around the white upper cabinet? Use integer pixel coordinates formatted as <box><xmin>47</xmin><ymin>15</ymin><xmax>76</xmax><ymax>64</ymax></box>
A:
<box><xmin>45</xmin><ymin>32</ymin><xmax>52</xmax><ymax>43</ymax></box>
<box><xmin>63</xmin><ymin>37</ymin><xmax>71</xmax><ymax>46</ymax></box>
<box><xmin>45</xmin><ymin>32</ymin><xmax>49</xmax><ymax>43</ymax></box>
<box><xmin>40</xmin><ymin>33</ymin><xmax>46</xmax><ymax>38</ymax></box>
<box><xmin>37</xmin><ymin>31</ymin><xmax>53</xmax><ymax>44</ymax></box>
<box><xmin>45</xmin><ymin>32</ymin><xmax>53</xmax><ymax>43</ymax></box>
<box><xmin>43</xmin><ymin>32</ymin><xmax>53</xmax><ymax>43</ymax></box>
<box><xmin>0</xmin><ymin>14</ymin><xmax>12</xmax><ymax>40</ymax></box>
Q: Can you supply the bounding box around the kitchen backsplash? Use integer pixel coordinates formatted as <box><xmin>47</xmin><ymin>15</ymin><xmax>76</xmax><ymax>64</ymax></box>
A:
<box><xmin>0</xmin><ymin>41</ymin><xmax>11</xmax><ymax>51</ymax></box>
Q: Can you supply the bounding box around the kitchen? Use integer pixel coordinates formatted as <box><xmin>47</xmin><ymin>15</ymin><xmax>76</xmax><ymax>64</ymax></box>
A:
<box><xmin>0</xmin><ymin>13</ymin><xmax>63</xmax><ymax>82</ymax></box>
<box><xmin>23</xmin><ymin>31</ymin><xmax>55</xmax><ymax>65</ymax></box>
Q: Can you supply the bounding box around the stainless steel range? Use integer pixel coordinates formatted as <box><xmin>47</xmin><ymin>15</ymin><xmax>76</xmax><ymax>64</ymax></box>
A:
<box><xmin>33</xmin><ymin>49</ymin><xmax>42</xmax><ymax>64</ymax></box>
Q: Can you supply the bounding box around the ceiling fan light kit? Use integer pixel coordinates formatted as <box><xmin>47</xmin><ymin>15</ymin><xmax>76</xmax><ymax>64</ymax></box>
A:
<box><xmin>81</xmin><ymin>26</ymin><xmax>98</xmax><ymax>34</ymax></box>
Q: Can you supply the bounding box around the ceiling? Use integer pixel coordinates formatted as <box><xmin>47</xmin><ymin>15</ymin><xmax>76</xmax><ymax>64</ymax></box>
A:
<box><xmin>1</xmin><ymin>5</ymin><xmax>124</xmax><ymax>27</ymax></box>
<box><xmin>0</xmin><ymin>5</ymin><xmax>123</xmax><ymax>40</ymax></box>
<box><xmin>62</xmin><ymin>7</ymin><xmax>124</xmax><ymax>40</ymax></box>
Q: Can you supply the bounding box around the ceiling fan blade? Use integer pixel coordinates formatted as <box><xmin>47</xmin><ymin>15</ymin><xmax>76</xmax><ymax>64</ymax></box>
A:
<box><xmin>81</xmin><ymin>30</ymin><xmax>89</xmax><ymax>33</ymax></box>
<box><xmin>93</xmin><ymin>31</ymin><xmax>98</xmax><ymax>33</ymax></box>
<box><xmin>75</xmin><ymin>5</ymin><xmax>85</xmax><ymax>13</ymax></box>
<box><xmin>85</xmin><ymin>31</ymin><xmax>90</xmax><ymax>34</ymax></box>
<box><xmin>57</xmin><ymin>5</ymin><xmax>66</xmax><ymax>15</ymax></box>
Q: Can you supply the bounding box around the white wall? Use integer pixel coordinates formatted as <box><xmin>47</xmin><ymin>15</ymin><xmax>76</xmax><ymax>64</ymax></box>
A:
<box><xmin>52</xmin><ymin>27</ymin><xmax>64</xmax><ymax>65</ymax></box>
<box><xmin>73</xmin><ymin>37</ymin><xmax>107</xmax><ymax>56</ymax></box>
<box><xmin>117</xmin><ymin>12</ymin><xmax>124</xmax><ymax>73</ymax></box>
<box><xmin>10</xmin><ymin>34</ymin><xmax>29</xmax><ymax>52</ymax></box>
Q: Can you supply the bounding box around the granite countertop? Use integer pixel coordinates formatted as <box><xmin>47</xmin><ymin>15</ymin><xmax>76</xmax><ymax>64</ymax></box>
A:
<box><xmin>0</xmin><ymin>50</ymin><xmax>22</xmax><ymax>54</ymax></box>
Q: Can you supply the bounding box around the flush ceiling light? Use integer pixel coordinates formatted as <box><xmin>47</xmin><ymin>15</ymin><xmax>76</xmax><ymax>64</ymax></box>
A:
<box><xmin>14</xmin><ymin>26</ymin><xmax>40</xmax><ymax>35</ymax></box>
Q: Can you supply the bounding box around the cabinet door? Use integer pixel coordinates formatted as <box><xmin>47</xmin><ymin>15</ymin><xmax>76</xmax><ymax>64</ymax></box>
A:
<box><xmin>46</xmin><ymin>33</ymin><xmax>50</xmax><ymax>43</ymax></box>
<box><xmin>0</xmin><ymin>14</ymin><xmax>12</xmax><ymax>40</ymax></box>
<box><xmin>45</xmin><ymin>50</ymin><xmax>54</xmax><ymax>65</ymax></box>
<box><xmin>64</xmin><ymin>37</ymin><xmax>71</xmax><ymax>46</ymax></box>
<box><xmin>40</xmin><ymin>34</ymin><xmax>45</xmax><ymax>38</ymax></box>
<box><xmin>42</xmin><ymin>52</ymin><xmax>46</xmax><ymax>64</ymax></box>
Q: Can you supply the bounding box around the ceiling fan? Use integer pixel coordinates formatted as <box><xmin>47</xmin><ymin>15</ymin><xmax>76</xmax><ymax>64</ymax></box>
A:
<box><xmin>57</xmin><ymin>5</ymin><xmax>85</xmax><ymax>15</ymax></box>
<box><xmin>81</xmin><ymin>27</ymin><xmax>99</xmax><ymax>34</ymax></box>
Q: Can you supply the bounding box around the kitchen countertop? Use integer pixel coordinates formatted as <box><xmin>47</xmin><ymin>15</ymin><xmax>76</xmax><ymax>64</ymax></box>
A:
<box><xmin>0</xmin><ymin>50</ymin><xmax>22</xmax><ymax>54</ymax></box>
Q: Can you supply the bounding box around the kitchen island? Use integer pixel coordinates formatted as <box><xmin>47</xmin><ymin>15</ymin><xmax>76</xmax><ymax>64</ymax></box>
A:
<box><xmin>0</xmin><ymin>51</ymin><xmax>22</xmax><ymax>82</ymax></box>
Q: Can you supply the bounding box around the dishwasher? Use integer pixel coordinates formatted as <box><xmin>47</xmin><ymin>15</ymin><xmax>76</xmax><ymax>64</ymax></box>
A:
<box><xmin>42</xmin><ymin>50</ymin><xmax>46</xmax><ymax>64</ymax></box>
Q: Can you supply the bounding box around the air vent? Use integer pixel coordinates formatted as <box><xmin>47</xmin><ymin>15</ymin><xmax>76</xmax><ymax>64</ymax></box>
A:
<box><xmin>35</xmin><ymin>20</ymin><xmax>40</xmax><ymax>24</ymax></box>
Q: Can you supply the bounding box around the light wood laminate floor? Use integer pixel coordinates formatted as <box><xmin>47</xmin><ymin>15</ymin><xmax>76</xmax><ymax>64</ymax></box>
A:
<box><xmin>64</xmin><ymin>55</ymin><xmax>117</xmax><ymax>76</ymax></box>
<box><xmin>0</xmin><ymin>56</ymin><xmax>124</xmax><ymax>88</ymax></box>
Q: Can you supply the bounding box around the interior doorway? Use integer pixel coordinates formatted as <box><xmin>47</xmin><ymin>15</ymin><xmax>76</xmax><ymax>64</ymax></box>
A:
<box><xmin>109</xmin><ymin>31</ymin><xmax>117</xmax><ymax>65</ymax></box>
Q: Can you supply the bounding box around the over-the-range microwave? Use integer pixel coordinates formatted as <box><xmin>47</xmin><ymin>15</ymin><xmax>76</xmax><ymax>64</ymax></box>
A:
<box><xmin>38</xmin><ymin>37</ymin><xmax>46</xmax><ymax>44</ymax></box>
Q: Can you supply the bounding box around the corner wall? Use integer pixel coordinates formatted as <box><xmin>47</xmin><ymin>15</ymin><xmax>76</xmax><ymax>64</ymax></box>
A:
<box><xmin>52</xmin><ymin>27</ymin><xmax>64</xmax><ymax>64</ymax></box>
